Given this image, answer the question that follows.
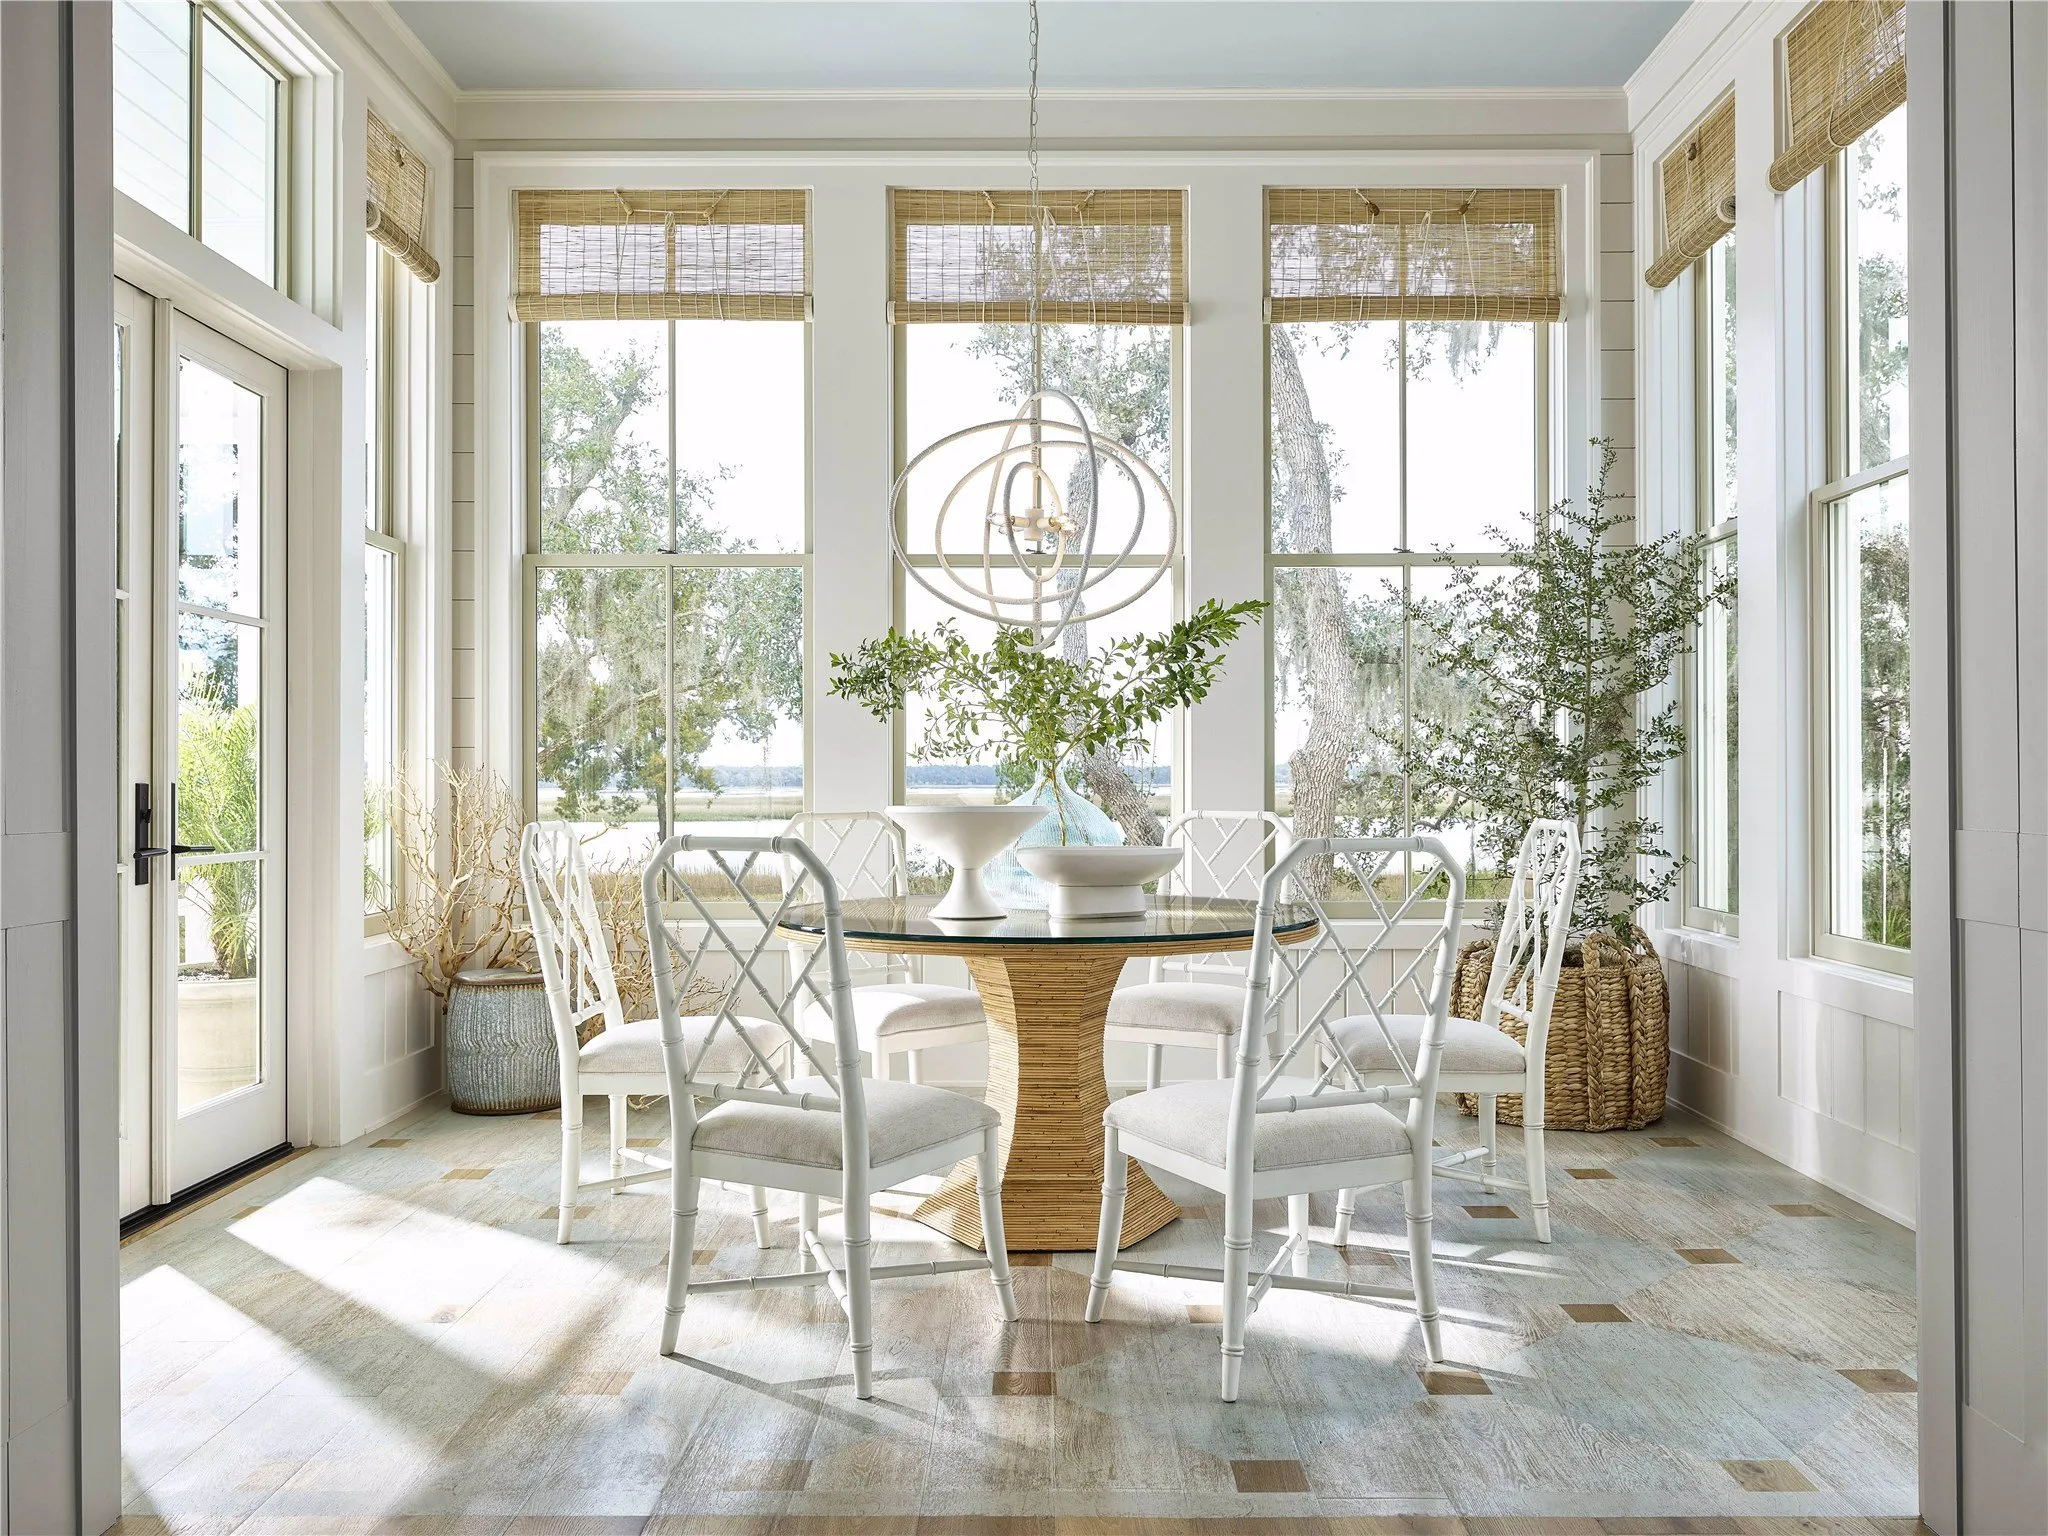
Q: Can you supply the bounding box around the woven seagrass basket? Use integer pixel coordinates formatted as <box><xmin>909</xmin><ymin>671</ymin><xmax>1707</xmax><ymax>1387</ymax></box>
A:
<box><xmin>1450</xmin><ymin>924</ymin><xmax>1669</xmax><ymax>1132</ymax></box>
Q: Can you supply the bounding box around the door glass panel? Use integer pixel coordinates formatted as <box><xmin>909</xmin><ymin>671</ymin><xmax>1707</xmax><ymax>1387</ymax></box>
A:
<box><xmin>178</xmin><ymin>612</ymin><xmax>260</xmax><ymax>854</ymax></box>
<box><xmin>177</xmin><ymin>862</ymin><xmax>261</xmax><ymax>1111</ymax></box>
<box><xmin>114</xmin><ymin>0</ymin><xmax>191</xmax><ymax>229</ymax></box>
<box><xmin>199</xmin><ymin>15</ymin><xmax>276</xmax><ymax>284</ymax></box>
<box><xmin>178</xmin><ymin>359</ymin><xmax>264</xmax><ymax>613</ymax></box>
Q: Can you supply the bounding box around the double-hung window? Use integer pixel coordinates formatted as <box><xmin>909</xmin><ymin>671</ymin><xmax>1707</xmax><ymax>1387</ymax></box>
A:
<box><xmin>890</xmin><ymin>190</ymin><xmax>1184</xmax><ymax>845</ymax></box>
<box><xmin>1265</xmin><ymin>188</ymin><xmax>1560</xmax><ymax>900</ymax></box>
<box><xmin>113</xmin><ymin>0</ymin><xmax>284</xmax><ymax>285</ymax></box>
<box><xmin>1685</xmin><ymin>234</ymin><xmax>1740</xmax><ymax>929</ymax></box>
<box><xmin>518</xmin><ymin>190</ymin><xmax>810</xmax><ymax>873</ymax></box>
<box><xmin>1812</xmin><ymin>105</ymin><xmax>1910</xmax><ymax>969</ymax></box>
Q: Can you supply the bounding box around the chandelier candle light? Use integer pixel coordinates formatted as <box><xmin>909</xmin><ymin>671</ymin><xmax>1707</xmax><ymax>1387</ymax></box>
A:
<box><xmin>888</xmin><ymin>0</ymin><xmax>1179</xmax><ymax>652</ymax></box>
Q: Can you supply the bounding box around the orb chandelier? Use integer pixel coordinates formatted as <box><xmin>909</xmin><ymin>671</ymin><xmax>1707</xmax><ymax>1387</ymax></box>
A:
<box><xmin>888</xmin><ymin>0</ymin><xmax>1179</xmax><ymax>652</ymax></box>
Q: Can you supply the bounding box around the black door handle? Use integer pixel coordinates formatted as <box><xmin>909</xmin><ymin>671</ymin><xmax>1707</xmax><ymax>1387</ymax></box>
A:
<box><xmin>134</xmin><ymin>783</ymin><xmax>217</xmax><ymax>885</ymax></box>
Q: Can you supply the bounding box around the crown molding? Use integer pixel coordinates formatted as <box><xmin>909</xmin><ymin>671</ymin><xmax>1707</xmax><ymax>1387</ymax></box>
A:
<box><xmin>359</xmin><ymin>0</ymin><xmax>463</xmax><ymax>107</ymax></box>
<box><xmin>453</xmin><ymin>84</ymin><xmax>1630</xmax><ymax>107</ymax></box>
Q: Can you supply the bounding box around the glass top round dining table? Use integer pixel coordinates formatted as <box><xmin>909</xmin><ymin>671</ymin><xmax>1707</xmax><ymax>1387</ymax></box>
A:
<box><xmin>774</xmin><ymin>893</ymin><xmax>1320</xmax><ymax>954</ymax></box>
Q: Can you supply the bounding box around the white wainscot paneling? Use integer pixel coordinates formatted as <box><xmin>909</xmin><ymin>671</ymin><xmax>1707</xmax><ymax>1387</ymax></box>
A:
<box><xmin>364</xmin><ymin>941</ymin><xmax>441</xmax><ymax>1131</ymax></box>
<box><xmin>1774</xmin><ymin>991</ymin><xmax>1917</xmax><ymax>1221</ymax></box>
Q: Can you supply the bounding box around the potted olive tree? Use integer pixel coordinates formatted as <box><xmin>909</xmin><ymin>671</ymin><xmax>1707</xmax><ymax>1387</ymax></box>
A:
<box><xmin>1405</xmin><ymin>439</ymin><xmax>1734</xmax><ymax>1130</ymax></box>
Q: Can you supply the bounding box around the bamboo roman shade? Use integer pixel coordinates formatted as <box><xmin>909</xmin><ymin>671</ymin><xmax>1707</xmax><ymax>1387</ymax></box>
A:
<box><xmin>890</xmin><ymin>189</ymin><xmax>1185</xmax><ymax>324</ymax></box>
<box><xmin>1770</xmin><ymin>0</ymin><xmax>1907</xmax><ymax>192</ymax></box>
<box><xmin>513</xmin><ymin>189</ymin><xmax>809</xmax><ymax>322</ymax></box>
<box><xmin>1265</xmin><ymin>188</ymin><xmax>1562</xmax><ymax>323</ymax></box>
<box><xmin>1645</xmin><ymin>97</ymin><xmax>1737</xmax><ymax>290</ymax></box>
<box><xmin>365</xmin><ymin>110</ymin><xmax>439</xmax><ymax>284</ymax></box>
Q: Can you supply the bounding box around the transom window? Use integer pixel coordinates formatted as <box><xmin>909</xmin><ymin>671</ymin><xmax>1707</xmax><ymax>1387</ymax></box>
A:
<box><xmin>114</xmin><ymin>0</ymin><xmax>283</xmax><ymax>285</ymax></box>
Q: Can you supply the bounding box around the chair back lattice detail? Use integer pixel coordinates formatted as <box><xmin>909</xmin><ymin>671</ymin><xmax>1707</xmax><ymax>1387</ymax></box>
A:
<box><xmin>642</xmin><ymin>834</ymin><xmax>866</xmax><ymax>1137</ymax></box>
<box><xmin>778</xmin><ymin>812</ymin><xmax>914</xmax><ymax>983</ymax></box>
<box><xmin>1245</xmin><ymin>837</ymin><xmax>1467</xmax><ymax>1102</ymax></box>
<box><xmin>521</xmin><ymin>822</ymin><xmax>628</xmax><ymax>1060</ymax></box>
<box><xmin>1150</xmin><ymin>812</ymin><xmax>1292</xmax><ymax>987</ymax></box>
<box><xmin>1478</xmin><ymin>820</ymin><xmax>1582</xmax><ymax>1046</ymax></box>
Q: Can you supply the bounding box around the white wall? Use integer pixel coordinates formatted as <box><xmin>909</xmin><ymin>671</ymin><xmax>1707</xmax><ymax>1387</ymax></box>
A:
<box><xmin>1629</xmin><ymin>2</ymin><xmax>1917</xmax><ymax>1227</ymax></box>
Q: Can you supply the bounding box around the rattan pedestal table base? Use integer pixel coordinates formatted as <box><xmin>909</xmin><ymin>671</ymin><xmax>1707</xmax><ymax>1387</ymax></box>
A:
<box><xmin>777</xmin><ymin>893</ymin><xmax>1319</xmax><ymax>1253</ymax></box>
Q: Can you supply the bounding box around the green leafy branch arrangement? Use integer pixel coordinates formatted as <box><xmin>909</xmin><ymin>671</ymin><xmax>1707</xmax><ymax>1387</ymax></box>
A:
<box><xmin>1404</xmin><ymin>439</ymin><xmax>1736</xmax><ymax>940</ymax></box>
<box><xmin>829</xmin><ymin>598</ymin><xmax>1267</xmax><ymax>842</ymax></box>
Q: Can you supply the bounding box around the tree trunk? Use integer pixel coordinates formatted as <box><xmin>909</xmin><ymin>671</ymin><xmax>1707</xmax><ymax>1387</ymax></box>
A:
<box><xmin>1269</xmin><ymin>328</ymin><xmax>1358</xmax><ymax>897</ymax></box>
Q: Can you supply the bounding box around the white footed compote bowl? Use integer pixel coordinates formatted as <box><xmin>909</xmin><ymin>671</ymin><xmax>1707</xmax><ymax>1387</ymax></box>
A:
<box><xmin>885</xmin><ymin>804</ymin><xmax>1050</xmax><ymax>920</ymax></box>
<box><xmin>1017</xmin><ymin>845</ymin><xmax>1184</xmax><ymax>919</ymax></box>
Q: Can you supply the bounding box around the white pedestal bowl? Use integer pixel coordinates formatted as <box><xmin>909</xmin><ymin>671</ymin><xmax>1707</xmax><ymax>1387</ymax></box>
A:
<box><xmin>885</xmin><ymin>804</ymin><xmax>1051</xmax><ymax>920</ymax></box>
<box><xmin>1016</xmin><ymin>845</ymin><xmax>1184</xmax><ymax>919</ymax></box>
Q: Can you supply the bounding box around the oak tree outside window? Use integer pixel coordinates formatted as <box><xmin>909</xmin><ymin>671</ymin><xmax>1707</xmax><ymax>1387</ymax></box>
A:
<box><xmin>1813</xmin><ymin>105</ymin><xmax>1910</xmax><ymax>970</ymax></box>
<box><xmin>519</xmin><ymin>191</ymin><xmax>809</xmax><ymax>872</ymax></box>
<box><xmin>114</xmin><ymin>0</ymin><xmax>283</xmax><ymax>286</ymax></box>
<box><xmin>890</xmin><ymin>190</ymin><xmax>1184</xmax><ymax>853</ymax></box>
<box><xmin>1266</xmin><ymin>188</ymin><xmax>1559</xmax><ymax>900</ymax></box>
<box><xmin>1684</xmin><ymin>234</ymin><xmax>1739</xmax><ymax>928</ymax></box>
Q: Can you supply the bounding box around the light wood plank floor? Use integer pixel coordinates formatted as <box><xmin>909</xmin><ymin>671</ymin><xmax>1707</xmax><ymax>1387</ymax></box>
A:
<box><xmin>114</xmin><ymin>1094</ymin><xmax>1920</xmax><ymax>1534</ymax></box>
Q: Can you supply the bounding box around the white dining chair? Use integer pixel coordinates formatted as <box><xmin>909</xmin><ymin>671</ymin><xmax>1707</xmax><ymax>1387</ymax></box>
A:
<box><xmin>520</xmin><ymin>822</ymin><xmax>776</xmax><ymax>1247</ymax></box>
<box><xmin>1084</xmin><ymin>836</ymin><xmax>1466</xmax><ymax>1401</ymax></box>
<box><xmin>645</xmin><ymin>831</ymin><xmax>1018</xmax><ymax>1397</ymax></box>
<box><xmin>1330</xmin><ymin>819</ymin><xmax>1581</xmax><ymax>1244</ymax></box>
<box><xmin>1105</xmin><ymin>811</ymin><xmax>1292</xmax><ymax>1089</ymax></box>
<box><xmin>779</xmin><ymin>811</ymin><xmax>989</xmax><ymax>1085</ymax></box>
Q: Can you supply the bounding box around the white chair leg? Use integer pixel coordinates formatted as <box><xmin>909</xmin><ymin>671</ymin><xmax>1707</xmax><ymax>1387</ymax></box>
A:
<box><xmin>1220</xmin><ymin>1185</ymin><xmax>1252</xmax><ymax>1402</ymax></box>
<box><xmin>843</xmin><ymin>1178</ymin><xmax>876</xmax><ymax>1400</ymax></box>
<box><xmin>907</xmin><ymin>1049</ymin><xmax>924</xmax><ymax>1086</ymax></box>
<box><xmin>1083</xmin><ymin>1127</ymin><xmax>1127</xmax><ymax>1324</ymax></box>
<box><xmin>661</xmin><ymin>1162</ymin><xmax>700</xmax><ymax>1357</ymax></box>
<box><xmin>750</xmin><ymin>1186</ymin><xmax>772</xmax><ymax>1249</ymax></box>
<box><xmin>976</xmin><ymin>1127</ymin><xmax>1020</xmax><ymax>1322</ymax></box>
<box><xmin>608</xmin><ymin>1094</ymin><xmax>628</xmax><ymax>1185</ymax></box>
<box><xmin>1288</xmin><ymin>1193</ymin><xmax>1311</xmax><ymax>1275</ymax></box>
<box><xmin>1333</xmin><ymin>1188</ymin><xmax>1355</xmax><ymax>1248</ymax></box>
<box><xmin>800</xmin><ymin>1193</ymin><xmax>820</xmax><ymax>1270</ymax></box>
<box><xmin>556</xmin><ymin>1099</ymin><xmax>581</xmax><ymax>1245</ymax></box>
<box><xmin>1215</xmin><ymin>1035</ymin><xmax>1233</xmax><ymax>1079</ymax></box>
<box><xmin>1145</xmin><ymin>1044</ymin><xmax>1164</xmax><ymax>1091</ymax></box>
<box><xmin>1480</xmin><ymin>1093</ymin><xmax>1499</xmax><ymax>1193</ymax></box>
<box><xmin>1528</xmin><ymin>1117</ymin><xmax>1552</xmax><ymax>1243</ymax></box>
<box><xmin>1405</xmin><ymin>1174</ymin><xmax>1442</xmax><ymax>1366</ymax></box>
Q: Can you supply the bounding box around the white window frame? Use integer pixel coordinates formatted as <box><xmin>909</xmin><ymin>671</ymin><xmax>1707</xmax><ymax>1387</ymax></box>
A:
<box><xmin>1809</xmin><ymin>124</ymin><xmax>1911</xmax><ymax>976</ymax></box>
<box><xmin>888</xmin><ymin>317</ymin><xmax>1187</xmax><ymax>813</ymax></box>
<box><xmin>1681</xmin><ymin>236</ymin><xmax>1740</xmax><ymax>935</ymax></box>
<box><xmin>363</xmin><ymin>235</ymin><xmax>408</xmax><ymax>934</ymax></box>
<box><xmin>519</xmin><ymin>315</ymin><xmax>815</xmax><ymax>847</ymax></box>
<box><xmin>1264</xmin><ymin>312</ymin><xmax>1556</xmax><ymax>910</ymax></box>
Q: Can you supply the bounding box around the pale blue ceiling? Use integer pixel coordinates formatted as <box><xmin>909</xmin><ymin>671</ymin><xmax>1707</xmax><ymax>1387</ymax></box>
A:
<box><xmin>390</xmin><ymin>1</ymin><xmax>1688</xmax><ymax>93</ymax></box>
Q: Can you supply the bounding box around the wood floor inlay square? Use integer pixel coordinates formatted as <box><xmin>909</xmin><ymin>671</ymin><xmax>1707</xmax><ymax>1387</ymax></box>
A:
<box><xmin>1677</xmin><ymin>1247</ymin><xmax>1740</xmax><ymax>1264</ymax></box>
<box><xmin>1719</xmin><ymin>1457</ymin><xmax>1816</xmax><ymax>1493</ymax></box>
<box><xmin>541</xmin><ymin>1206</ymin><xmax>595</xmax><ymax>1221</ymax></box>
<box><xmin>627</xmin><ymin>1137</ymin><xmax>662</xmax><ymax>1148</ymax></box>
<box><xmin>1567</xmin><ymin>1167</ymin><xmax>1617</xmax><ymax>1180</ymax></box>
<box><xmin>1006</xmin><ymin>1251</ymin><xmax>1054</xmax><ymax>1267</ymax></box>
<box><xmin>1562</xmin><ymin>1303</ymin><xmax>1631</xmax><ymax>1323</ymax></box>
<box><xmin>1651</xmin><ymin>1135</ymin><xmax>1700</xmax><ymax>1147</ymax></box>
<box><xmin>1420</xmin><ymin>1368</ymin><xmax>1491</xmax><ymax>1395</ymax></box>
<box><xmin>1229</xmin><ymin>1457</ymin><xmax>1310</xmax><ymax>1492</ymax></box>
<box><xmin>230</xmin><ymin>1206</ymin><xmax>262</xmax><ymax>1220</ymax></box>
<box><xmin>1772</xmin><ymin>1202</ymin><xmax>1835</xmax><ymax>1217</ymax></box>
<box><xmin>369</xmin><ymin>1138</ymin><xmax>410</xmax><ymax>1147</ymax></box>
<box><xmin>1595</xmin><ymin>1519</ymin><xmax>1742</xmax><ymax>1534</ymax></box>
<box><xmin>1840</xmin><ymin>1368</ymin><xmax>1918</xmax><ymax>1393</ymax></box>
<box><xmin>559</xmin><ymin>1370</ymin><xmax>634</xmax><ymax>1396</ymax></box>
<box><xmin>990</xmin><ymin>1370</ymin><xmax>1055</xmax><ymax>1396</ymax></box>
<box><xmin>441</xmin><ymin>1168</ymin><xmax>492</xmax><ymax>1180</ymax></box>
<box><xmin>728</xmin><ymin>1457</ymin><xmax>810</xmax><ymax>1491</ymax></box>
<box><xmin>1187</xmin><ymin>1304</ymin><xmax>1221</xmax><ymax>1324</ymax></box>
<box><xmin>1464</xmin><ymin>1204</ymin><xmax>1517</xmax><ymax>1219</ymax></box>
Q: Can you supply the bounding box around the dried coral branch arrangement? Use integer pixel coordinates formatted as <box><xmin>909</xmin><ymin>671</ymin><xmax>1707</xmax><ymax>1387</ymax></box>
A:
<box><xmin>387</xmin><ymin>760</ymin><xmax>533</xmax><ymax>1008</ymax></box>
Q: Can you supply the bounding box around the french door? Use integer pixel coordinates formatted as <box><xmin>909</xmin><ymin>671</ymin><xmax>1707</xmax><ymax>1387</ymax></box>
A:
<box><xmin>117</xmin><ymin>280</ymin><xmax>289</xmax><ymax>1215</ymax></box>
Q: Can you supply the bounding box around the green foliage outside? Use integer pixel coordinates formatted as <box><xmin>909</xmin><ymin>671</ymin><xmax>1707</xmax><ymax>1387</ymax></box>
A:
<box><xmin>534</xmin><ymin>326</ymin><xmax>802</xmax><ymax>836</ymax></box>
<box><xmin>177</xmin><ymin>693</ymin><xmax>258</xmax><ymax>977</ymax></box>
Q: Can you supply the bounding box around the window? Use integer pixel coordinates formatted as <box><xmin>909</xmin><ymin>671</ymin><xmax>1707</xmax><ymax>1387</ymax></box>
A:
<box><xmin>1814</xmin><ymin>105</ymin><xmax>1909</xmax><ymax>970</ymax></box>
<box><xmin>114</xmin><ymin>1</ymin><xmax>282</xmax><ymax>285</ymax></box>
<box><xmin>364</xmin><ymin>238</ymin><xmax>400</xmax><ymax>921</ymax></box>
<box><xmin>890</xmin><ymin>191</ymin><xmax>1184</xmax><ymax>853</ymax></box>
<box><xmin>1685</xmin><ymin>235</ymin><xmax>1739</xmax><ymax>928</ymax></box>
<box><xmin>1266</xmin><ymin>188</ymin><xmax>1560</xmax><ymax>902</ymax></box>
